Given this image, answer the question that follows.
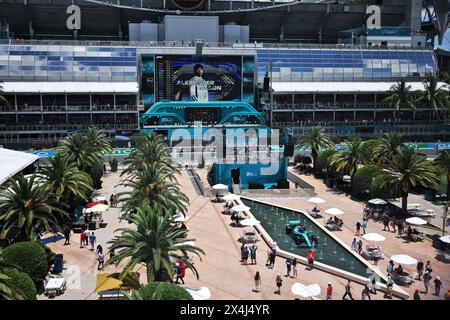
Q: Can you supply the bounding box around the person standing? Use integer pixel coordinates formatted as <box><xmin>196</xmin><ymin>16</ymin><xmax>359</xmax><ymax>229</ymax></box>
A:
<box><xmin>423</xmin><ymin>270</ymin><xmax>432</xmax><ymax>294</ymax></box>
<box><xmin>250</xmin><ymin>245</ymin><xmax>258</xmax><ymax>265</ymax></box>
<box><xmin>425</xmin><ymin>261</ymin><xmax>433</xmax><ymax>274</ymax></box>
<box><xmin>84</xmin><ymin>231</ymin><xmax>90</xmax><ymax>247</ymax></box>
<box><xmin>357</xmin><ymin>240</ymin><xmax>363</xmax><ymax>255</ymax></box>
<box><xmin>361</xmin><ymin>219</ymin><xmax>368</xmax><ymax>235</ymax></box>
<box><xmin>361</xmin><ymin>285</ymin><xmax>371</xmax><ymax>300</ymax></box>
<box><xmin>97</xmin><ymin>250</ymin><xmax>105</xmax><ymax>270</ymax></box>
<box><xmin>351</xmin><ymin>238</ymin><xmax>358</xmax><ymax>252</ymax></box>
<box><xmin>285</xmin><ymin>256</ymin><xmax>292</xmax><ymax>278</ymax></box>
<box><xmin>63</xmin><ymin>226</ymin><xmax>71</xmax><ymax>245</ymax></box>
<box><xmin>242</xmin><ymin>246</ymin><xmax>249</xmax><ymax>265</ymax></box>
<box><xmin>416</xmin><ymin>260</ymin><xmax>424</xmax><ymax>280</ymax></box>
<box><xmin>292</xmin><ymin>258</ymin><xmax>298</xmax><ymax>278</ymax></box>
<box><xmin>176</xmin><ymin>259</ymin><xmax>186</xmax><ymax>284</ymax></box>
<box><xmin>342</xmin><ymin>280</ymin><xmax>354</xmax><ymax>300</ymax></box>
<box><xmin>89</xmin><ymin>232</ymin><xmax>96</xmax><ymax>251</ymax></box>
<box><xmin>383</xmin><ymin>214</ymin><xmax>390</xmax><ymax>231</ymax></box>
<box><xmin>326</xmin><ymin>283</ymin><xmax>333</xmax><ymax>300</ymax></box>
<box><xmin>386</xmin><ymin>260</ymin><xmax>394</xmax><ymax>276</ymax></box>
<box><xmin>385</xmin><ymin>274</ymin><xmax>394</xmax><ymax>299</ymax></box>
<box><xmin>355</xmin><ymin>221</ymin><xmax>361</xmax><ymax>236</ymax></box>
<box><xmin>434</xmin><ymin>276</ymin><xmax>443</xmax><ymax>296</ymax></box>
<box><xmin>80</xmin><ymin>230</ymin><xmax>86</xmax><ymax>248</ymax></box>
<box><xmin>275</xmin><ymin>274</ymin><xmax>283</xmax><ymax>295</ymax></box>
<box><xmin>254</xmin><ymin>271</ymin><xmax>261</xmax><ymax>293</ymax></box>
<box><xmin>397</xmin><ymin>220</ymin><xmax>404</xmax><ymax>237</ymax></box>
<box><xmin>413</xmin><ymin>289</ymin><xmax>421</xmax><ymax>300</ymax></box>
<box><xmin>269</xmin><ymin>249</ymin><xmax>276</xmax><ymax>269</ymax></box>
<box><xmin>390</xmin><ymin>219</ymin><xmax>396</xmax><ymax>233</ymax></box>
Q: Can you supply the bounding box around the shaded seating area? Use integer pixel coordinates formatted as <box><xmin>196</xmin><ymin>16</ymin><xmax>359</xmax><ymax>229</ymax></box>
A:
<box><xmin>95</xmin><ymin>272</ymin><xmax>141</xmax><ymax>300</ymax></box>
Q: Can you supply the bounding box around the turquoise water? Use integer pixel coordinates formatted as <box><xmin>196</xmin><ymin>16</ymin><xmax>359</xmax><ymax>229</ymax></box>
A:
<box><xmin>242</xmin><ymin>198</ymin><xmax>372</xmax><ymax>279</ymax></box>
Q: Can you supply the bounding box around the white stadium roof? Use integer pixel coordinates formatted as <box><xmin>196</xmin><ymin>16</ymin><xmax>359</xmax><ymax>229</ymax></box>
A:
<box><xmin>0</xmin><ymin>148</ymin><xmax>39</xmax><ymax>185</ymax></box>
<box><xmin>272</xmin><ymin>82</ymin><xmax>449</xmax><ymax>93</ymax></box>
<box><xmin>2</xmin><ymin>82</ymin><xmax>139</xmax><ymax>94</ymax></box>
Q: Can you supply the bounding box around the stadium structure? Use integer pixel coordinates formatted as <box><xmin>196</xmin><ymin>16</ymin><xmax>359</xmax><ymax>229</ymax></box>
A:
<box><xmin>0</xmin><ymin>0</ymin><xmax>449</xmax><ymax>149</ymax></box>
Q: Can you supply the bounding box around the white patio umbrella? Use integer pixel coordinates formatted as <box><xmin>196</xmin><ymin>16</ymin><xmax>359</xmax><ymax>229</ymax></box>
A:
<box><xmin>439</xmin><ymin>235</ymin><xmax>450</xmax><ymax>244</ymax></box>
<box><xmin>174</xmin><ymin>241</ymin><xmax>196</xmax><ymax>248</ymax></box>
<box><xmin>231</xmin><ymin>204</ymin><xmax>250</xmax><ymax>212</ymax></box>
<box><xmin>222</xmin><ymin>194</ymin><xmax>240</xmax><ymax>201</ymax></box>
<box><xmin>173</xmin><ymin>213</ymin><xmax>188</xmax><ymax>222</ymax></box>
<box><xmin>93</xmin><ymin>196</ymin><xmax>107</xmax><ymax>202</ymax></box>
<box><xmin>405</xmin><ymin>217</ymin><xmax>427</xmax><ymax>225</ymax></box>
<box><xmin>239</xmin><ymin>218</ymin><xmax>260</xmax><ymax>226</ymax></box>
<box><xmin>186</xmin><ymin>287</ymin><xmax>211</xmax><ymax>300</ymax></box>
<box><xmin>307</xmin><ymin>197</ymin><xmax>326</xmax><ymax>204</ymax></box>
<box><xmin>212</xmin><ymin>184</ymin><xmax>228</xmax><ymax>190</ymax></box>
<box><xmin>390</xmin><ymin>254</ymin><xmax>417</xmax><ymax>265</ymax></box>
<box><xmin>324</xmin><ymin>208</ymin><xmax>344</xmax><ymax>215</ymax></box>
<box><xmin>291</xmin><ymin>283</ymin><xmax>321</xmax><ymax>298</ymax></box>
<box><xmin>368</xmin><ymin>198</ymin><xmax>387</xmax><ymax>205</ymax></box>
<box><xmin>89</xmin><ymin>204</ymin><xmax>109</xmax><ymax>212</ymax></box>
<box><xmin>362</xmin><ymin>233</ymin><xmax>386</xmax><ymax>242</ymax></box>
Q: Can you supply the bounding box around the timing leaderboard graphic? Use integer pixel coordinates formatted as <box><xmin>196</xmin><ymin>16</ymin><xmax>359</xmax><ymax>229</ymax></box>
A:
<box><xmin>140</xmin><ymin>54</ymin><xmax>255</xmax><ymax>106</ymax></box>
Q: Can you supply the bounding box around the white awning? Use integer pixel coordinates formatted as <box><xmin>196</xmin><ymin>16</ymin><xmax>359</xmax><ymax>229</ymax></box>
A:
<box><xmin>0</xmin><ymin>148</ymin><xmax>39</xmax><ymax>185</ymax></box>
<box><xmin>272</xmin><ymin>81</ymin><xmax>448</xmax><ymax>93</ymax></box>
<box><xmin>1</xmin><ymin>82</ymin><xmax>139</xmax><ymax>94</ymax></box>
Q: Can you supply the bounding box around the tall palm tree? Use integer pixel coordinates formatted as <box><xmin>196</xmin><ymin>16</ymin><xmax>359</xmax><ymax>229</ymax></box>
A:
<box><xmin>118</xmin><ymin>163</ymin><xmax>189</xmax><ymax>216</ymax></box>
<box><xmin>0</xmin><ymin>175</ymin><xmax>68</xmax><ymax>241</ymax></box>
<box><xmin>416</xmin><ymin>74</ymin><xmax>449</xmax><ymax>119</ymax></box>
<box><xmin>0</xmin><ymin>265</ymin><xmax>24</xmax><ymax>300</ymax></box>
<box><xmin>37</xmin><ymin>154</ymin><xmax>93</xmax><ymax>202</ymax></box>
<box><xmin>58</xmin><ymin>133</ymin><xmax>102</xmax><ymax>171</ymax></box>
<box><xmin>379</xmin><ymin>146</ymin><xmax>439</xmax><ymax>213</ymax></box>
<box><xmin>382</xmin><ymin>79</ymin><xmax>416</xmax><ymax>112</ymax></box>
<box><xmin>434</xmin><ymin>149</ymin><xmax>450</xmax><ymax>201</ymax></box>
<box><xmin>330</xmin><ymin>137</ymin><xmax>367</xmax><ymax>184</ymax></box>
<box><xmin>295</xmin><ymin>126</ymin><xmax>333</xmax><ymax>169</ymax></box>
<box><xmin>0</xmin><ymin>82</ymin><xmax>9</xmax><ymax>106</ymax></box>
<box><xmin>121</xmin><ymin>134</ymin><xmax>178</xmax><ymax>179</ymax></box>
<box><xmin>84</xmin><ymin>127</ymin><xmax>112</xmax><ymax>154</ymax></box>
<box><xmin>372</xmin><ymin>132</ymin><xmax>403</xmax><ymax>164</ymax></box>
<box><xmin>106</xmin><ymin>205</ymin><xmax>204</xmax><ymax>282</ymax></box>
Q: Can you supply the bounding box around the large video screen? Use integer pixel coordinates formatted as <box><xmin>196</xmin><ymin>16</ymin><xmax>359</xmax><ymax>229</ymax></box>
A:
<box><xmin>155</xmin><ymin>55</ymin><xmax>242</xmax><ymax>102</ymax></box>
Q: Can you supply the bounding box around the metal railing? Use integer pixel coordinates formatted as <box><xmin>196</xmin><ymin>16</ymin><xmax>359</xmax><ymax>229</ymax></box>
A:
<box><xmin>0</xmin><ymin>105</ymin><xmax>139</xmax><ymax>113</ymax></box>
<box><xmin>272</xmin><ymin>119</ymin><xmax>450</xmax><ymax>128</ymax></box>
<box><xmin>0</xmin><ymin>123</ymin><xmax>139</xmax><ymax>132</ymax></box>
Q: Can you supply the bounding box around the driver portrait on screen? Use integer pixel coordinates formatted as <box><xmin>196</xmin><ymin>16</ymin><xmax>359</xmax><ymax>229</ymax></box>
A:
<box><xmin>189</xmin><ymin>64</ymin><xmax>209</xmax><ymax>101</ymax></box>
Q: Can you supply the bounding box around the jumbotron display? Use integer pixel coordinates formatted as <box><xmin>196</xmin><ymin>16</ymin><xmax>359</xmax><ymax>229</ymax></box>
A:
<box><xmin>155</xmin><ymin>55</ymin><xmax>243</xmax><ymax>102</ymax></box>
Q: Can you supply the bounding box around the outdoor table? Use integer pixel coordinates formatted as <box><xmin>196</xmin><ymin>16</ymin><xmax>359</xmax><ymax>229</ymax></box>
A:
<box><xmin>45</xmin><ymin>278</ymin><xmax>66</xmax><ymax>296</ymax></box>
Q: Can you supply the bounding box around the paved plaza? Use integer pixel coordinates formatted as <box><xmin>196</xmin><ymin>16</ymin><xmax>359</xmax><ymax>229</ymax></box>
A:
<box><xmin>42</xmin><ymin>166</ymin><xmax>448</xmax><ymax>300</ymax></box>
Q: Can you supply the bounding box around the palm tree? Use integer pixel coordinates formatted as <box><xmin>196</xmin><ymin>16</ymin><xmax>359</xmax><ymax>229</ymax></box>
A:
<box><xmin>58</xmin><ymin>133</ymin><xmax>102</xmax><ymax>171</ymax></box>
<box><xmin>416</xmin><ymin>74</ymin><xmax>449</xmax><ymax>119</ymax></box>
<box><xmin>378</xmin><ymin>146</ymin><xmax>439</xmax><ymax>213</ymax></box>
<box><xmin>0</xmin><ymin>82</ymin><xmax>9</xmax><ymax>106</ymax></box>
<box><xmin>330</xmin><ymin>137</ymin><xmax>367</xmax><ymax>184</ymax></box>
<box><xmin>106</xmin><ymin>205</ymin><xmax>204</xmax><ymax>282</ymax></box>
<box><xmin>84</xmin><ymin>127</ymin><xmax>112</xmax><ymax>154</ymax></box>
<box><xmin>118</xmin><ymin>163</ymin><xmax>189</xmax><ymax>216</ymax></box>
<box><xmin>295</xmin><ymin>126</ymin><xmax>333</xmax><ymax>169</ymax></box>
<box><xmin>0</xmin><ymin>175</ymin><xmax>68</xmax><ymax>241</ymax></box>
<box><xmin>372</xmin><ymin>132</ymin><xmax>403</xmax><ymax>164</ymax></box>
<box><xmin>37</xmin><ymin>154</ymin><xmax>93</xmax><ymax>202</ymax></box>
<box><xmin>434</xmin><ymin>149</ymin><xmax>450</xmax><ymax>201</ymax></box>
<box><xmin>382</xmin><ymin>79</ymin><xmax>416</xmax><ymax>113</ymax></box>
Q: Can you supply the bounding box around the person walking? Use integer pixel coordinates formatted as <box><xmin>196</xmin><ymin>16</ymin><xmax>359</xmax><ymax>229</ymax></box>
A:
<box><xmin>390</xmin><ymin>219</ymin><xmax>396</xmax><ymax>233</ymax></box>
<box><xmin>351</xmin><ymin>238</ymin><xmax>358</xmax><ymax>252</ymax></box>
<box><xmin>254</xmin><ymin>271</ymin><xmax>261</xmax><ymax>293</ymax></box>
<box><xmin>413</xmin><ymin>289</ymin><xmax>421</xmax><ymax>300</ymax></box>
<box><xmin>84</xmin><ymin>231</ymin><xmax>90</xmax><ymax>247</ymax></box>
<box><xmin>416</xmin><ymin>260</ymin><xmax>424</xmax><ymax>280</ymax></box>
<box><xmin>242</xmin><ymin>246</ymin><xmax>249</xmax><ymax>265</ymax></box>
<box><xmin>425</xmin><ymin>261</ymin><xmax>433</xmax><ymax>274</ymax></box>
<box><xmin>275</xmin><ymin>274</ymin><xmax>283</xmax><ymax>295</ymax></box>
<box><xmin>342</xmin><ymin>280</ymin><xmax>354</xmax><ymax>300</ymax></box>
<box><xmin>397</xmin><ymin>220</ymin><xmax>404</xmax><ymax>237</ymax></box>
<box><xmin>97</xmin><ymin>250</ymin><xmax>105</xmax><ymax>270</ymax></box>
<box><xmin>176</xmin><ymin>259</ymin><xmax>186</xmax><ymax>284</ymax></box>
<box><xmin>355</xmin><ymin>221</ymin><xmax>361</xmax><ymax>236</ymax></box>
<box><xmin>292</xmin><ymin>258</ymin><xmax>298</xmax><ymax>278</ymax></box>
<box><xmin>357</xmin><ymin>240</ymin><xmax>363</xmax><ymax>255</ymax></box>
<box><xmin>434</xmin><ymin>276</ymin><xmax>443</xmax><ymax>296</ymax></box>
<box><xmin>326</xmin><ymin>282</ymin><xmax>333</xmax><ymax>300</ymax></box>
<box><xmin>80</xmin><ymin>230</ymin><xmax>86</xmax><ymax>248</ymax></box>
<box><xmin>307</xmin><ymin>249</ymin><xmax>315</xmax><ymax>270</ymax></box>
<box><xmin>285</xmin><ymin>256</ymin><xmax>292</xmax><ymax>278</ymax></box>
<box><xmin>423</xmin><ymin>270</ymin><xmax>432</xmax><ymax>294</ymax></box>
<box><xmin>383</xmin><ymin>214</ymin><xmax>390</xmax><ymax>231</ymax></box>
<box><xmin>361</xmin><ymin>219</ymin><xmax>368</xmax><ymax>235</ymax></box>
<box><xmin>63</xmin><ymin>226</ymin><xmax>71</xmax><ymax>245</ymax></box>
<box><xmin>385</xmin><ymin>274</ymin><xmax>394</xmax><ymax>299</ymax></box>
<box><xmin>269</xmin><ymin>249</ymin><xmax>276</xmax><ymax>269</ymax></box>
<box><xmin>96</xmin><ymin>244</ymin><xmax>103</xmax><ymax>255</ymax></box>
<box><xmin>361</xmin><ymin>285</ymin><xmax>371</xmax><ymax>300</ymax></box>
<box><xmin>250</xmin><ymin>245</ymin><xmax>258</xmax><ymax>265</ymax></box>
<box><xmin>89</xmin><ymin>232</ymin><xmax>96</xmax><ymax>251</ymax></box>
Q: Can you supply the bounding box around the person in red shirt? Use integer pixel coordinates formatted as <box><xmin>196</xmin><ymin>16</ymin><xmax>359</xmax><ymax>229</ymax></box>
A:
<box><xmin>326</xmin><ymin>282</ymin><xmax>333</xmax><ymax>300</ymax></box>
<box><xmin>80</xmin><ymin>230</ymin><xmax>86</xmax><ymax>248</ymax></box>
<box><xmin>176</xmin><ymin>259</ymin><xmax>186</xmax><ymax>284</ymax></box>
<box><xmin>307</xmin><ymin>249</ymin><xmax>315</xmax><ymax>270</ymax></box>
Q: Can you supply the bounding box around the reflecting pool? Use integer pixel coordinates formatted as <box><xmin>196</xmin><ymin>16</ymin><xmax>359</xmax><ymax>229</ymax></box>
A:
<box><xmin>242</xmin><ymin>198</ymin><xmax>372</xmax><ymax>279</ymax></box>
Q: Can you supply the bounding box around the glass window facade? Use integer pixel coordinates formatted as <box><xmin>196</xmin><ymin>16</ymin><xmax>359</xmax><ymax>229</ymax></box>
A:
<box><xmin>256</xmin><ymin>49</ymin><xmax>436</xmax><ymax>82</ymax></box>
<box><xmin>0</xmin><ymin>45</ymin><xmax>137</xmax><ymax>82</ymax></box>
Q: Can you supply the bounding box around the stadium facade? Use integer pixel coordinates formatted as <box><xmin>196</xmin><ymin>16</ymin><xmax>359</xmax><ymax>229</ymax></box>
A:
<box><xmin>0</xmin><ymin>0</ymin><xmax>448</xmax><ymax>148</ymax></box>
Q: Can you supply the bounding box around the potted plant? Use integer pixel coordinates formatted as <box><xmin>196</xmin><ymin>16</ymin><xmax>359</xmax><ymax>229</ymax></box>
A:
<box><xmin>109</xmin><ymin>158</ymin><xmax>118</xmax><ymax>172</ymax></box>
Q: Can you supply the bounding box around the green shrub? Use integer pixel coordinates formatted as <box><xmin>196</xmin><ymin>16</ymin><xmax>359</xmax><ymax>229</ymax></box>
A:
<box><xmin>130</xmin><ymin>282</ymin><xmax>193</xmax><ymax>300</ymax></box>
<box><xmin>109</xmin><ymin>158</ymin><xmax>119</xmax><ymax>172</ymax></box>
<box><xmin>1</xmin><ymin>269</ymin><xmax>37</xmax><ymax>300</ymax></box>
<box><xmin>2</xmin><ymin>242</ymin><xmax>48</xmax><ymax>284</ymax></box>
<box><xmin>37</xmin><ymin>242</ymin><xmax>56</xmax><ymax>268</ymax></box>
<box><xmin>352</xmin><ymin>165</ymin><xmax>381</xmax><ymax>196</ymax></box>
<box><xmin>316</xmin><ymin>149</ymin><xmax>337</xmax><ymax>172</ymax></box>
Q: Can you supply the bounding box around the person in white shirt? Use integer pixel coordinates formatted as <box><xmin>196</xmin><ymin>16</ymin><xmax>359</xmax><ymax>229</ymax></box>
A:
<box><xmin>189</xmin><ymin>64</ymin><xmax>208</xmax><ymax>101</ymax></box>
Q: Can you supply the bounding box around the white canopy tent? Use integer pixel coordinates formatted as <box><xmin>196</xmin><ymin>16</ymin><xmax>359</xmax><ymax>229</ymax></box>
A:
<box><xmin>0</xmin><ymin>148</ymin><xmax>39</xmax><ymax>185</ymax></box>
